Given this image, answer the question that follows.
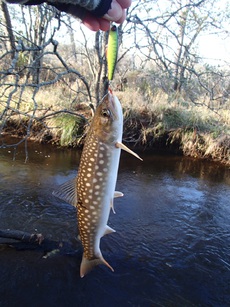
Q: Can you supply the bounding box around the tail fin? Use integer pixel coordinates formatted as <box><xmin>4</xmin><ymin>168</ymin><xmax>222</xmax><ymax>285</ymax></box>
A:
<box><xmin>80</xmin><ymin>255</ymin><xmax>114</xmax><ymax>278</ymax></box>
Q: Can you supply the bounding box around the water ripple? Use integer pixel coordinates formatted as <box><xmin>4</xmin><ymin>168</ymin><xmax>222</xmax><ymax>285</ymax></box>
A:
<box><xmin>0</xmin><ymin>146</ymin><xmax>230</xmax><ymax>306</ymax></box>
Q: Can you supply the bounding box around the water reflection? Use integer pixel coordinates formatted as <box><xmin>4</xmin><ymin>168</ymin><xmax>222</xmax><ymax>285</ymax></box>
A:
<box><xmin>0</xmin><ymin>140</ymin><xmax>230</xmax><ymax>306</ymax></box>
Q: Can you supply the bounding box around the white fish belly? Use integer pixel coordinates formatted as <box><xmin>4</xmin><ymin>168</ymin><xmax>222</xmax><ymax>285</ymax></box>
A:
<box><xmin>96</xmin><ymin>146</ymin><xmax>121</xmax><ymax>237</ymax></box>
<box><xmin>77</xmin><ymin>141</ymin><xmax>121</xmax><ymax>260</ymax></box>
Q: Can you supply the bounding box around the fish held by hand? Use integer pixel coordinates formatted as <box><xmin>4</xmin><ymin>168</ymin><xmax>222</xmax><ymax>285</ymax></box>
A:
<box><xmin>53</xmin><ymin>92</ymin><xmax>142</xmax><ymax>277</ymax></box>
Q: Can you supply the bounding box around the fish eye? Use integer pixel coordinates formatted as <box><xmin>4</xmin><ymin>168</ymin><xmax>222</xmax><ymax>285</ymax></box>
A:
<box><xmin>101</xmin><ymin>108</ymin><xmax>111</xmax><ymax>118</ymax></box>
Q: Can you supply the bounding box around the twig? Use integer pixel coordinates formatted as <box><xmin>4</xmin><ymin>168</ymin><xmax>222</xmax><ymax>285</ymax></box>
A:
<box><xmin>0</xmin><ymin>229</ymin><xmax>44</xmax><ymax>244</ymax></box>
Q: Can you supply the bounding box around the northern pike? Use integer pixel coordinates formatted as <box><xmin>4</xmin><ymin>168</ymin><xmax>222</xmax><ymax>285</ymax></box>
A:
<box><xmin>107</xmin><ymin>24</ymin><xmax>118</xmax><ymax>81</ymax></box>
<box><xmin>53</xmin><ymin>92</ymin><xmax>142</xmax><ymax>277</ymax></box>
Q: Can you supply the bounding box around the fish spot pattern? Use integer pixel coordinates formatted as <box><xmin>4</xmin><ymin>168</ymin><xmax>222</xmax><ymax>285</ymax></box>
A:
<box><xmin>76</xmin><ymin>132</ymin><xmax>112</xmax><ymax>260</ymax></box>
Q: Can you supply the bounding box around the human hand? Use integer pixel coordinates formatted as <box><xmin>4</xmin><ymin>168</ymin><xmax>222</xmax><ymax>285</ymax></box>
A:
<box><xmin>54</xmin><ymin>0</ymin><xmax>132</xmax><ymax>31</ymax></box>
<box><xmin>5</xmin><ymin>0</ymin><xmax>132</xmax><ymax>31</ymax></box>
<box><xmin>83</xmin><ymin>0</ymin><xmax>132</xmax><ymax>31</ymax></box>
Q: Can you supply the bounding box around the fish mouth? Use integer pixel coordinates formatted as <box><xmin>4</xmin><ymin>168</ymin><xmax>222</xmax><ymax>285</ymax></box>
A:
<box><xmin>107</xmin><ymin>92</ymin><xmax>118</xmax><ymax>120</ymax></box>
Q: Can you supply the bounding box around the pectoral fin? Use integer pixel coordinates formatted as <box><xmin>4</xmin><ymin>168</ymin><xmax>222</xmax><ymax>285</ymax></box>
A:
<box><xmin>116</xmin><ymin>142</ymin><xmax>143</xmax><ymax>161</ymax></box>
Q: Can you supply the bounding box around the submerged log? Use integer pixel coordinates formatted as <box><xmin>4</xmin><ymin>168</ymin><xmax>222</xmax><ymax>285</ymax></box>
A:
<box><xmin>0</xmin><ymin>229</ymin><xmax>79</xmax><ymax>255</ymax></box>
<box><xmin>0</xmin><ymin>229</ymin><xmax>44</xmax><ymax>244</ymax></box>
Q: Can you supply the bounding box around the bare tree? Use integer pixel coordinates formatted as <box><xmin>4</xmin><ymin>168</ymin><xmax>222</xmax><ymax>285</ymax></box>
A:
<box><xmin>0</xmin><ymin>4</ymin><xmax>93</xmax><ymax>151</ymax></box>
<box><xmin>121</xmin><ymin>0</ymin><xmax>230</xmax><ymax>108</ymax></box>
<box><xmin>20</xmin><ymin>4</ymin><xmax>59</xmax><ymax>84</ymax></box>
<box><xmin>0</xmin><ymin>0</ymin><xmax>16</xmax><ymax>57</ymax></box>
<box><xmin>1</xmin><ymin>0</ymin><xmax>230</xmax><ymax>153</ymax></box>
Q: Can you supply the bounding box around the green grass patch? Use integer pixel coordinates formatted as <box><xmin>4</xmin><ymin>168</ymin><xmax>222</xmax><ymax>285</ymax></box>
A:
<box><xmin>46</xmin><ymin>113</ymin><xmax>85</xmax><ymax>146</ymax></box>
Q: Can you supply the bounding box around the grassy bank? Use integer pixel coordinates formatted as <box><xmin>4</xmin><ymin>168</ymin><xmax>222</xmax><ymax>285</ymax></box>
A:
<box><xmin>120</xmin><ymin>90</ymin><xmax>230</xmax><ymax>166</ymax></box>
<box><xmin>1</xmin><ymin>87</ymin><xmax>230</xmax><ymax>166</ymax></box>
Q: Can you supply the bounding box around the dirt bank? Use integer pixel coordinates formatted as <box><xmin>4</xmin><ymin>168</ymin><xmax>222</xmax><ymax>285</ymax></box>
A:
<box><xmin>2</xmin><ymin>108</ymin><xmax>230</xmax><ymax>167</ymax></box>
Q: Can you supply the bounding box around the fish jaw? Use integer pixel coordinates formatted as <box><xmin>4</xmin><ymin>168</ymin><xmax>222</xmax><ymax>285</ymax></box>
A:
<box><xmin>91</xmin><ymin>92</ymin><xmax>123</xmax><ymax>144</ymax></box>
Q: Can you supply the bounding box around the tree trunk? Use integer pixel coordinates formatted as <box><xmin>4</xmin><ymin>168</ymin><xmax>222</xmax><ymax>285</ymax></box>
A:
<box><xmin>0</xmin><ymin>0</ymin><xmax>16</xmax><ymax>58</ymax></box>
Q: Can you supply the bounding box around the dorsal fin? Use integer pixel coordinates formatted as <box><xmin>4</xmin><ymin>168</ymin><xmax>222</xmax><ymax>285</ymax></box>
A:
<box><xmin>52</xmin><ymin>177</ymin><xmax>77</xmax><ymax>206</ymax></box>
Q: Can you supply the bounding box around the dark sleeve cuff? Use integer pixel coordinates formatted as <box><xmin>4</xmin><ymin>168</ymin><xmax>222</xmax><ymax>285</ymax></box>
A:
<box><xmin>4</xmin><ymin>0</ymin><xmax>113</xmax><ymax>18</ymax></box>
<box><xmin>90</xmin><ymin>0</ymin><xmax>112</xmax><ymax>17</ymax></box>
<box><xmin>49</xmin><ymin>2</ymin><xmax>87</xmax><ymax>20</ymax></box>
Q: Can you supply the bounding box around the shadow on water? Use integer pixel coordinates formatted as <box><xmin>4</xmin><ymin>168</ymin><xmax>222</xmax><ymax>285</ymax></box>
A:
<box><xmin>0</xmin><ymin>138</ymin><xmax>230</xmax><ymax>306</ymax></box>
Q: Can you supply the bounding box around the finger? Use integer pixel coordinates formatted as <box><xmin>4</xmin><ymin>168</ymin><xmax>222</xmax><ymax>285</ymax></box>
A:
<box><xmin>103</xmin><ymin>0</ymin><xmax>122</xmax><ymax>21</ymax></box>
<box><xmin>114</xmin><ymin>10</ymin><xmax>126</xmax><ymax>24</ymax></box>
<box><xmin>99</xmin><ymin>19</ymin><xmax>111</xmax><ymax>31</ymax></box>
<box><xmin>83</xmin><ymin>13</ymin><xmax>110</xmax><ymax>31</ymax></box>
<box><xmin>82</xmin><ymin>13</ymin><xmax>100</xmax><ymax>31</ymax></box>
<box><xmin>116</xmin><ymin>0</ymin><xmax>132</xmax><ymax>9</ymax></box>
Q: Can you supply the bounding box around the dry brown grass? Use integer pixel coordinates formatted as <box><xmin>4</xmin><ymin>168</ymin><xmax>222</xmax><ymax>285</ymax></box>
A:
<box><xmin>116</xmin><ymin>88</ymin><xmax>230</xmax><ymax>165</ymax></box>
<box><xmin>1</xmin><ymin>84</ymin><xmax>229</xmax><ymax>165</ymax></box>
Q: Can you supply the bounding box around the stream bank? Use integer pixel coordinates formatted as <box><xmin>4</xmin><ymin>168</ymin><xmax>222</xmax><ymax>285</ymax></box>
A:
<box><xmin>2</xmin><ymin>104</ymin><xmax>230</xmax><ymax>167</ymax></box>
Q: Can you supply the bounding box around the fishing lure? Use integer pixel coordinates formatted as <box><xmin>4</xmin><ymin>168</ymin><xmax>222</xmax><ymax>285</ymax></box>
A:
<box><xmin>107</xmin><ymin>24</ymin><xmax>118</xmax><ymax>81</ymax></box>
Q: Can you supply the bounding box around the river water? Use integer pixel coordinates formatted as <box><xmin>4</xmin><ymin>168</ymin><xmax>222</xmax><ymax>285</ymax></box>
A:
<box><xmin>0</xmin><ymin>140</ymin><xmax>230</xmax><ymax>306</ymax></box>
